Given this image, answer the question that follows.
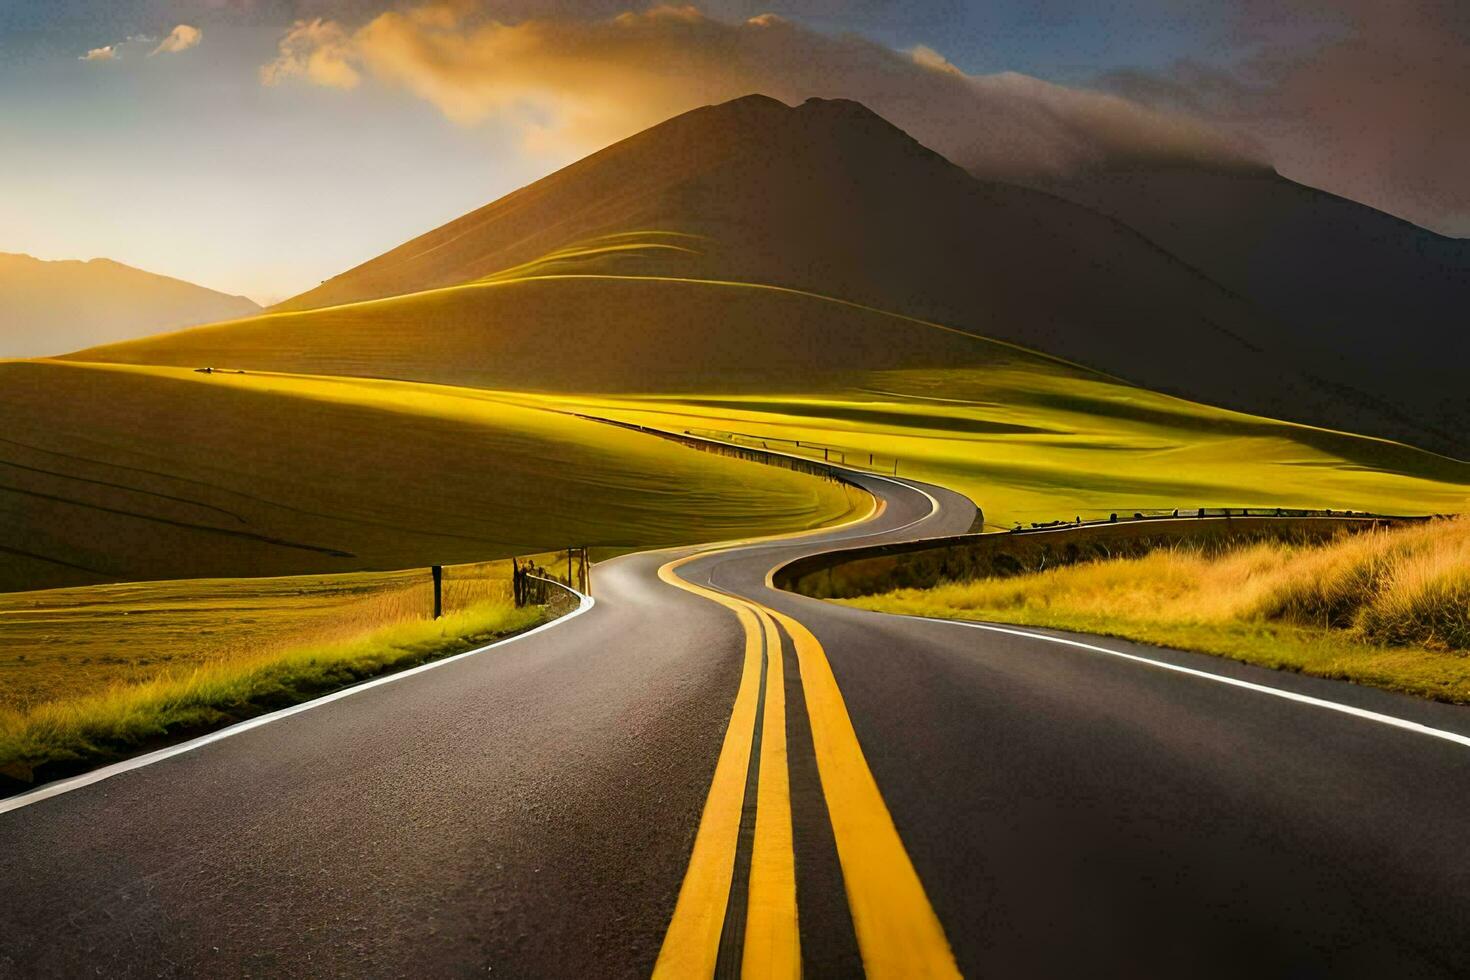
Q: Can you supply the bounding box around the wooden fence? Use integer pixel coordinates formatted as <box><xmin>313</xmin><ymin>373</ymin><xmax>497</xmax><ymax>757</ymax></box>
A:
<box><xmin>511</xmin><ymin>547</ymin><xmax>590</xmax><ymax>608</ymax></box>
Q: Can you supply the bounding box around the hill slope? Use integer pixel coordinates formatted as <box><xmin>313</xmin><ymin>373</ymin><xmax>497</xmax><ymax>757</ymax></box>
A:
<box><xmin>0</xmin><ymin>359</ymin><xmax>857</xmax><ymax>592</ymax></box>
<box><xmin>1038</xmin><ymin>166</ymin><xmax>1470</xmax><ymax>455</ymax></box>
<box><xmin>58</xmin><ymin>276</ymin><xmax>1470</xmax><ymax>536</ymax></box>
<box><xmin>0</xmin><ymin>253</ymin><xmax>260</xmax><ymax>358</ymax></box>
<box><xmin>16</xmin><ymin>97</ymin><xmax>1467</xmax><ymax>593</ymax></box>
<box><xmin>263</xmin><ymin>94</ymin><xmax>1463</xmax><ymax>458</ymax></box>
<box><xmin>70</xmin><ymin>276</ymin><xmax>1046</xmax><ymax>392</ymax></box>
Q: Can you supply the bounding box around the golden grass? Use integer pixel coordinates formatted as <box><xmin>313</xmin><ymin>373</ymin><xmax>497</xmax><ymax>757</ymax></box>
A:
<box><xmin>0</xmin><ymin>552</ymin><xmax>588</xmax><ymax>713</ymax></box>
<box><xmin>844</xmin><ymin>518</ymin><xmax>1470</xmax><ymax>702</ymax></box>
<box><xmin>0</xmin><ymin>596</ymin><xmax>546</xmax><ymax>784</ymax></box>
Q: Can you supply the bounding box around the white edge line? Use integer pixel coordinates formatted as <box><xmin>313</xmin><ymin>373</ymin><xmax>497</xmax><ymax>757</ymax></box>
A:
<box><xmin>693</xmin><ymin>472</ymin><xmax>940</xmax><ymax>597</ymax></box>
<box><xmin>0</xmin><ymin>590</ymin><xmax>596</xmax><ymax>816</ymax></box>
<box><xmin>919</xmin><ymin>617</ymin><xmax>1470</xmax><ymax>750</ymax></box>
<box><xmin>663</xmin><ymin>461</ymin><xmax>941</xmax><ymax>576</ymax></box>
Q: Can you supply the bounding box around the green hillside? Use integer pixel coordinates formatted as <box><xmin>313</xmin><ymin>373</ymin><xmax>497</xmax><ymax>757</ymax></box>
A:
<box><xmin>262</xmin><ymin>94</ymin><xmax>1464</xmax><ymax>457</ymax></box>
<box><xmin>521</xmin><ymin>370</ymin><xmax>1470</xmax><ymax>528</ymax></box>
<box><xmin>10</xmin><ymin>97</ymin><xmax>1467</xmax><ymax>594</ymax></box>
<box><xmin>63</xmin><ymin>272</ymin><xmax>1470</xmax><ymax>531</ymax></box>
<box><xmin>0</xmin><ymin>359</ymin><xmax>861</xmax><ymax>592</ymax></box>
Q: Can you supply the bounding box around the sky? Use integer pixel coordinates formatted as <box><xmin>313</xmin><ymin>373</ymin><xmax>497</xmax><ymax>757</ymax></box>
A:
<box><xmin>2</xmin><ymin>1</ymin><xmax>1465</xmax><ymax>304</ymax></box>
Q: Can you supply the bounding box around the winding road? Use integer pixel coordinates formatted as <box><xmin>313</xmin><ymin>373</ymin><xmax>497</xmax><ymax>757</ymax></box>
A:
<box><xmin>4</xmin><ymin>469</ymin><xmax>1470</xmax><ymax>977</ymax></box>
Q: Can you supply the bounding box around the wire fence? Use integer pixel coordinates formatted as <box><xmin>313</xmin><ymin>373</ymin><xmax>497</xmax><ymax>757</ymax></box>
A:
<box><xmin>337</xmin><ymin>548</ymin><xmax>588</xmax><ymax>629</ymax></box>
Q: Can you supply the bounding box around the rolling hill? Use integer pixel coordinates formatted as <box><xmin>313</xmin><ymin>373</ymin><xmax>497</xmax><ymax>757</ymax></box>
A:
<box><xmin>0</xmin><ymin>253</ymin><xmax>260</xmax><ymax>358</ymax></box>
<box><xmin>248</xmin><ymin>94</ymin><xmax>1465</xmax><ymax>459</ymax></box>
<box><xmin>0</xmin><ymin>359</ymin><xmax>858</xmax><ymax>592</ymax></box>
<box><xmin>48</xmin><ymin>273</ymin><xmax>1470</xmax><ymax>547</ymax></box>
<box><xmin>8</xmin><ymin>95</ymin><xmax>1467</xmax><ymax>592</ymax></box>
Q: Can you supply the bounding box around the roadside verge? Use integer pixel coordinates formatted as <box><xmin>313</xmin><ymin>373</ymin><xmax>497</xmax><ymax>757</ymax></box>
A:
<box><xmin>0</xmin><ymin>582</ymin><xmax>590</xmax><ymax>809</ymax></box>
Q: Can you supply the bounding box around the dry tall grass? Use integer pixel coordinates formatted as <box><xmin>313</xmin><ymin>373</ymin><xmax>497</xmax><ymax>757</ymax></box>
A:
<box><xmin>0</xmin><ymin>598</ymin><xmax>545</xmax><ymax>785</ymax></box>
<box><xmin>0</xmin><ymin>557</ymin><xmax>548</xmax><ymax>714</ymax></box>
<box><xmin>0</xmin><ymin>553</ymin><xmax>579</xmax><ymax>787</ymax></box>
<box><xmin>847</xmin><ymin>517</ymin><xmax>1470</xmax><ymax>701</ymax></box>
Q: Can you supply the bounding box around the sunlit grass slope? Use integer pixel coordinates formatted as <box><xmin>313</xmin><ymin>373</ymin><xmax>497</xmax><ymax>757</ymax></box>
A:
<box><xmin>254</xmin><ymin>93</ymin><xmax>1461</xmax><ymax>456</ymax></box>
<box><xmin>517</xmin><ymin>368</ymin><xmax>1470</xmax><ymax>528</ymax></box>
<box><xmin>0</xmin><ymin>359</ymin><xmax>860</xmax><ymax>592</ymax></box>
<box><xmin>66</xmin><ymin>274</ymin><xmax>1026</xmax><ymax>391</ymax></box>
<box><xmin>843</xmin><ymin>518</ymin><xmax>1470</xmax><ymax>703</ymax></box>
<box><xmin>63</xmin><ymin>272</ymin><xmax>1470</xmax><ymax>529</ymax></box>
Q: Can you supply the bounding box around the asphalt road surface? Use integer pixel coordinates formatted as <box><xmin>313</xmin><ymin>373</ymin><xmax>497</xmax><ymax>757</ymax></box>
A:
<box><xmin>4</xmin><ymin>470</ymin><xmax>1470</xmax><ymax>978</ymax></box>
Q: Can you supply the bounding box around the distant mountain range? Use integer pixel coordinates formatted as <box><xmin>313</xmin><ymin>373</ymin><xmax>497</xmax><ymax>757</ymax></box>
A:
<box><xmin>65</xmin><ymin>95</ymin><xmax>1469</xmax><ymax>458</ymax></box>
<box><xmin>0</xmin><ymin>253</ymin><xmax>259</xmax><ymax>358</ymax></box>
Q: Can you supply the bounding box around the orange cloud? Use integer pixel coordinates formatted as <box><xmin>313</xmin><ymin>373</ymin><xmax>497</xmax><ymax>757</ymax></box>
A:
<box><xmin>260</xmin><ymin>3</ymin><xmax>1257</xmax><ymax>173</ymax></box>
<box><xmin>81</xmin><ymin>45</ymin><xmax>118</xmax><ymax>62</ymax></box>
<box><xmin>261</xmin><ymin>18</ymin><xmax>361</xmax><ymax>89</ymax></box>
<box><xmin>151</xmin><ymin>24</ymin><xmax>203</xmax><ymax>55</ymax></box>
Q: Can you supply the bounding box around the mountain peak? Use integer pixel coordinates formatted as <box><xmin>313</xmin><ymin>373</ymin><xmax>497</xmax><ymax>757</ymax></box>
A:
<box><xmin>276</xmin><ymin>93</ymin><xmax>971</xmax><ymax>313</ymax></box>
<box><xmin>797</xmin><ymin>95</ymin><xmax>882</xmax><ymax>118</ymax></box>
<box><xmin>99</xmin><ymin>92</ymin><xmax>1470</xmax><ymax>459</ymax></box>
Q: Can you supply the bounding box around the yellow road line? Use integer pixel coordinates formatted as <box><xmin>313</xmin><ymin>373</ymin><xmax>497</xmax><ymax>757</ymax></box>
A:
<box><xmin>652</xmin><ymin>556</ymin><xmax>798</xmax><ymax>977</ymax></box>
<box><xmin>652</xmin><ymin>555</ymin><xmax>764</xmax><ymax>977</ymax></box>
<box><xmin>743</xmin><ymin>606</ymin><xmax>800</xmax><ymax>978</ymax></box>
<box><xmin>657</xmin><ymin>483</ymin><xmax>930</xmax><ymax>977</ymax></box>
<box><xmin>767</xmin><ymin>608</ymin><xmax>961</xmax><ymax>979</ymax></box>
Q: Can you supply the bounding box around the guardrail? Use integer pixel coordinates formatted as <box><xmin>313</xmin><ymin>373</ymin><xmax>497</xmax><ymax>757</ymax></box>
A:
<box><xmin>774</xmin><ymin>512</ymin><xmax>1437</xmax><ymax>600</ymax></box>
<box><xmin>985</xmin><ymin>505</ymin><xmax>1412</xmax><ymax>533</ymax></box>
<box><xmin>576</xmin><ymin>415</ymin><xmax>869</xmax><ymax>487</ymax></box>
<box><xmin>681</xmin><ymin>427</ymin><xmax>900</xmax><ymax>476</ymax></box>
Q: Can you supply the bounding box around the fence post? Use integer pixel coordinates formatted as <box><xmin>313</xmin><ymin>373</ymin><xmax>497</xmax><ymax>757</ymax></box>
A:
<box><xmin>431</xmin><ymin>564</ymin><xmax>443</xmax><ymax>619</ymax></box>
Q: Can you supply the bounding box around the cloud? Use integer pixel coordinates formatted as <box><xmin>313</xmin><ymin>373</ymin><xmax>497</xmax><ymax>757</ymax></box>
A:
<box><xmin>262</xmin><ymin>18</ymin><xmax>361</xmax><ymax>88</ymax></box>
<box><xmin>1098</xmin><ymin>0</ymin><xmax>1470</xmax><ymax>235</ymax></box>
<box><xmin>259</xmin><ymin>3</ymin><xmax>1258</xmax><ymax>174</ymax></box>
<box><xmin>78</xmin><ymin>27</ymin><xmax>197</xmax><ymax>64</ymax></box>
<box><xmin>909</xmin><ymin>45</ymin><xmax>963</xmax><ymax>77</ymax></box>
<box><xmin>151</xmin><ymin>24</ymin><xmax>203</xmax><ymax>55</ymax></box>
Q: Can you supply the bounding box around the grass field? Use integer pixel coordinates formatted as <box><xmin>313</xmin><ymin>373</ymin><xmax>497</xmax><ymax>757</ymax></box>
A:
<box><xmin>0</xmin><ymin>358</ymin><xmax>862</xmax><ymax>591</ymax></box>
<box><xmin>844</xmin><ymin>517</ymin><xmax>1470</xmax><ymax>702</ymax></box>
<box><xmin>0</xmin><ymin>596</ymin><xmax>547</xmax><ymax>786</ymax></box>
<box><xmin>0</xmin><ymin>554</ymin><xmax>582</xmax><ymax>712</ymax></box>
<box><xmin>0</xmin><ymin>544</ymin><xmax>599</xmax><ymax>786</ymax></box>
<box><xmin>519</xmin><ymin>368</ymin><xmax>1470</xmax><ymax>528</ymax></box>
<box><xmin>65</xmin><ymin>274</ymin><xmax>1031</xmax><ymax>391</ymax></box>
<box><xmin>63</xmin><ymin>272</ymin><xmax>1469</xmax><ymax>530</ymax></box>
<box><xmin>7</xmin><ymin>269</ymin><xmax>1466</xmax><ymax>756</ymax></box>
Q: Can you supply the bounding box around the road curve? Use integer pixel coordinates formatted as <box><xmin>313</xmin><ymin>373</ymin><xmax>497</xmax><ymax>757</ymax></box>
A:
<box><xmin>4</xmin><ymin>470</ymin><xmax>1470</xmax><ymax>977</ymax></box>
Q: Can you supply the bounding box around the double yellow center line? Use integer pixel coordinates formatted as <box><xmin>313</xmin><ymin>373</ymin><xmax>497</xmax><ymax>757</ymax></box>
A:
<box><xmin>652</xmin><ymin>542</ymin><xmax>960</xmax><ymax>977</ymax></box>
